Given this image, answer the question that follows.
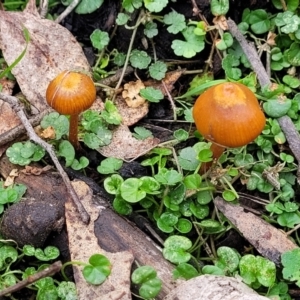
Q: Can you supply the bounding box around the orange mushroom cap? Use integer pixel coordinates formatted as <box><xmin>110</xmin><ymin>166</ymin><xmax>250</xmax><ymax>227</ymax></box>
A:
<box><xmin>46</xmin><ymin>70</ymin><xmax>96</xmax><ymax>115</ymax></box>
<box><xmin>193</xmin><ymin>82</ymin><xmax>266</xmax><ymax>148</ymax></box>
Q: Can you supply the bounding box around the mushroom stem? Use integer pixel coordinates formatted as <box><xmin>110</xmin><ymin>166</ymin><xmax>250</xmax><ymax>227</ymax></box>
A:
<box><xmin>200</xmin><ymin>143</ymin><xmax>225</xmax><ymax>173</ymax></box>
<box><xmin>69</xmin><ymin>114</ymin><xmax>80</xmax><ymax>149</ymax></box>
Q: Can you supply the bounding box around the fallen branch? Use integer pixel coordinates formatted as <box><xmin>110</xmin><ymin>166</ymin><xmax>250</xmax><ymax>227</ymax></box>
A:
<box><xmin>0</xmin><ymin>261</ymin><xmax>62</xmax><ymax>297</ymax></box>
<box><xmin>0</xmin><ymin>107</ymin><xmax>53</xmax><ymax>146</ymax></box>
<box><xmin>227</xmin><ymin>18</ymin><xmax>300</xmax><ymax>182</ymax></box>
<box><xmin>0</xmin><ymin>93</ymin><xmax>90</xmax><ymax>224</ymax></box>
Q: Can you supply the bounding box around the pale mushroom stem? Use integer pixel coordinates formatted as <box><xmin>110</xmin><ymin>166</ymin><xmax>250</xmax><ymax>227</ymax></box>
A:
<box><xmin>69</xmin><ymin>114</ymin><xmax>80</xmax><ymax>150</ymax></box>
<box><xmin>200</xmin><ymin>143</ymin><xmax>225</xmax><ymax>173</ymax></box>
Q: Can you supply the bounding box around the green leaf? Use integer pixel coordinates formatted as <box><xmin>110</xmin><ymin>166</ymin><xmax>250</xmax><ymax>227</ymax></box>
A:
<box><xmin>222</xmin><ymin>189</ymin><xmax>237</xmax><ymax>201</ymax></box>
<box><xmin>277</xmin><ymin>212</ymin><xmax>300</xmax><ymax>228</ymax></box>
<box><xmin>263</xmin><ymin>98</ymin><xmax>292</xmax><ymax>118</ymax></box>
<box><xmin>190</xmin><ymin>202</ymin><xmax>209</xmax><ymax>219</ymax></box>
<box><xmin>144</xmin><ymin>22</ymin><xmax>158</xmax><ymax>38</ymax></box>
<box><xmin>171</xmin><ymin>26</ymin><xmax>205</xmax><ymax>58</ymax></box>
<box><xmin>131</xmin><ymin>266</ymin><xmax>162</xmax><ymax>299</ymax></box>
<box><xmin>282</xmin><ymin>248</ymin><xmax>300</xmax><ymax>287</ymax></box>
<box><xmin>174</xmin><ymin>129</ymin><xmax>189</xmax><ymax>141</ymax></box>
<box><xmin>97</xmin><ymin>157</ymin><xmax>123</xmax><ymax>174</ymax></box>
<box><xmin>113</xmin><ymin>196</ymin><xmax>132</xmax><ymax>215</ymax></box>
<box><xmin>58</xmin><ymin>140</ymin><xmax>75</xmax><ymax>167</ymax></box>
<box><xmin>57</xmin><ymin>281</ymin><xmax>78</xmax><ymax>300</ymax></box>
<box><xmin>144</xmin><ymin>0</ymin><xmax>168</xmax><ymax>12</ymax></box>
<box><xmin>116</xmin><ymin>13</ymin><xmax>130</xmax><ymax>25</ymax></box>
<box><xmin>149</xmin><ymin>61</ymin><xmax>167</xmax><ymax>80</ymax></box>
<box><xmin>248</xmin><ymin>9</ymin><xmax>271</xmax><ymax>34</ymax></box>
<box><xmin>163</xmin><ymin>10</ymin><xmax>186</xmax><ymax>34</ymax></box>
<box><xmin>139</xmin><ymin>176</ymin><xmax>161</xmax><ymax>194</ymax></box>
<box><xmin>120</xmin><ymin>178</ymin><xmax>146</xmax><ymax>203</ymax></box>
<box><xmin>154</xmin><ymin>168</ymin><xmax>183</xmax><ymax>185</ymax></box>
<box><xmin>163</xmin><ymin>235</ymin><xmax>192</xmax><ymax>264</ymax></box>
<box><xmin>73</xmin><ymin>0</ymin><xmax>103</xmax><ymax>13</ymax></box>
<box><xmin>104</xmin><ymin>174</ymin><xmax>124</xmax><ymax>194</ymax></box>
<box><xmin>157</xmin><ymin>212</ymin><xmax>178</xmax><ymax>233</ymax></box>
<box><xmin>130</xmin><ymin>49</ymin><xmax>151</xmax><ymax>69</ymax></box>
<box><xmin>178</xmin><ymin>147</ymin><xmax>200</xmax><ymax>171</ymax></box>
<box><xmin>197</xmin><ymin>219</ymin><xmax>226</xmax><ymax>234</ymax></box>
<box><xmin>140</xmin><ymin>87</ymin><xmax>164</xmax><ymax>102</ymax></box>
<box><xmin>101</xmin><ymin>100</ymin><xmax>122</xmax><ymax>125</ymax></box>
<box><xmin>71</xmin><ymin>156</ymin><xmax>89</xmax><ymax>170</ymax></box>
<box><xmin>122</xmin><ymin>0</ymin><xmax>143</xmax><ymax>12</ymax></box>
<box><xmin>83</xmin><ymin>254</ymin><xmax>111</xmax><ymax>285</ymax></box>
<box><xmin>272</xmin><ymin>0</ymin><xmax>299</xmax><ymax>11</ymax></box>
<box><xmin>215</xmin><ymin>246</ymin><xmax>240</xmax><ymax>273</ymax></box>
<box><xmin>34</xmin><ymin>246</ymin><xmax>60</xmax><ymax>261</ymax></box>
<box><xmin>183</xmin><ymin>173</ymin><xmax>202</xmax><ymax>190</ymax></box>
<box><xmin>90</xmin><ymin>29</ymin><xmax>110</xmax><ymax>50</ymax></box>
<box><xmin>175</xmin><ymin>218</ymin><xmax>192</xmax><ymax>234</ymax></box>
<box><xmin>210</xmin><ymin>0</ymin><xmax>229</xmax><ymax>16</ymax></box>
<box><xmin>131</xmin><ymin>126</ymin><xmax>153</xmax><ymax>140</ymax></box>
<box><xmin>222</xmin><ymin>54</ymin><xmax>241</xmax><ymax>80</ymax></box>
<box><xmin>216</xmin><ymin>32</ymin><xmax>233</xmax><ymax>50</ymax></box>
<box><xmin>41</xmin><ymin>112</ymin><xmax>69</xmax><ymax>140</ymax></box>
<box><xmin>0</xmin><ymin>246</ymin><xmax>18</xmax><ymax>270</ymax></box>
<box><xmin>285</xmin><ymin>42</ymin><xmax>300</xmax><ymax>66</ymax></box>
<box><xmin>173</xmin><ymin>263</ymin><xmax>198</xmax><ymax>280</ymax></box>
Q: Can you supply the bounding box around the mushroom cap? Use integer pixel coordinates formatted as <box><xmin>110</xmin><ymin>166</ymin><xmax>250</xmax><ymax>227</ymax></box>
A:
<box><xmin>46</xmin><ymin>71</ymin><xmax>96</xmax><ymax>115</ymax></box>
<box><xmin>193</xmin><ymin>82</ymin><xmax>266</xmax><ymax>148</ymax></box>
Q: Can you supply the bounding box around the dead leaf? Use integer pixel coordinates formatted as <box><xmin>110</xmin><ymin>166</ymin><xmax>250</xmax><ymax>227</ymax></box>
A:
<box><xmin>65</xmin><ymin>181</ymin><xmax>134</xmax><ymax>300</ymax></box>
<box><xmin>0</xmin><ymin>0</ymin><xmax>91</xmax><ymax>113</ymax></box>
<box><xmin>20</xmin><ymin>165</ymin><xmax>52</xmax><ymax>175</ymax></box>
<box><xmin>122</xmin><ymin>80</ymin><xmax>146</xmax><ymax>108</ymax></box>
<box><xmin>214</xmin><ymin>196</ymin><xmax>298</xmax><ymax>265</ymax></box>
<box><xmin>4</xmin><ymin>169</ymin><xmax>18</xmax><ymax>187</ymax></box>
<box><xmin>0</xmin><ymin>78</ymin><xmax>15</xmax><ymax>95</ymax></box>
<box><xmin>40</xmin><ymin>126</ymin><xmax>56</xmax><ymax>139</ymax></box>
<box><xmin>0</xmin><ymin>101</ymin><xmax>22</xmax><ymax>134</ymax></box>
<box><xmin>99</xmin><ymin>124</ymin><xmax>160</xmax><ymax>161</ymax></box>
<box><xmin>115</xmin><ymin>95</ymin><xmax>149</xmax><ymax>126</ymax></box>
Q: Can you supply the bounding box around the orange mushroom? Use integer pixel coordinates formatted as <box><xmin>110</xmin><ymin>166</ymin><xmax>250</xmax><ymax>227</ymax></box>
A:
<box><xmin>193</xmin><ymin>82</ymin><xmax>266</xmax><ymax>171</ymax></box>
<box><xmin>46</xmin><ymin>70</ymin><xmax>96</xmax><ymax>149</ymax></box>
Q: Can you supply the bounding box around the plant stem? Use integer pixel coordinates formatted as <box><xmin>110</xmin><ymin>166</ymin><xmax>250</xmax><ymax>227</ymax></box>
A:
<box><xmin>69</xmin><ymin>114</ymin><xmax>79</xmax><ymax>149</ymax></box>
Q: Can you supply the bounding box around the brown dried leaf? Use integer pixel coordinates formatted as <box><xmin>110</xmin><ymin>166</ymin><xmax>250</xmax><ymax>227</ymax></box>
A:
<box><xmin>66</xmin><ymin>181</ymin><xmax>133</xmax><ymax>300</ymax></box>
<box><xmin>214</xmin><ymin>196</ymin><xmax>298</xmax><ymax>265</ymax></box>
<box><xmin>4</xmin><ymin>169</ymin><xmax>18</xmax><ymax>187</ymax></box>
<box><xmin>0</xmin><ymin>0</ymin><xmax>91</xmax><ymax>113</ymax></box>
<box><xmin>115</xmin><ymin>95</ymin><xmax>149</xmax><ymax>126</ymax></box>
<box><xmin>122</xmin><ymin>80</ymin><xmax>146</xmax><ymax>108</ymax></box>
<box><xmin>40</xmin><ymin>126</ymin><xmax>56</xmax><ymax>139</ymax></box>
<box><xmin>0</xmin><ymin>101</ymin><xmax>21</xmax><ymax>134</ymax></box>
<box><xmin>99</xmin><ymin>124</ymin><xmax>160</xmax><ymax>161</ymax></box>
<box><xmin>20</xmin><ymin>165</ymin><xmax>52</xmax><ymax>175</ymax></box>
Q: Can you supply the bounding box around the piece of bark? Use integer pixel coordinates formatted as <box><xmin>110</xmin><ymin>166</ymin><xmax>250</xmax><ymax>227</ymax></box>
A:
<box><xmin>65</xmin><ymin>181</ymin><xmax>134</xmax><ymax>300</ymax></box>
<box><xmin>163</xmin><ymin>275</ymin><xmax>269</xmax><ymax>300</ymax></box>
<box><xmin>94</xmin><ymin>199</ymin><xmax>182</xmax><ymax>299</ymax></box>
<box><xmin>214</xmin><ymin>196</ymin><xmax>298</xmax><ymax>265</ymax></box>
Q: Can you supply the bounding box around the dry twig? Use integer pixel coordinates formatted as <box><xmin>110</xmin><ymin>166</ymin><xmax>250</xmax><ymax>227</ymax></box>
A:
<box><xmin>0</xmin><ymin>261</ymin><xmax>62</xmax><ymax>297</ymax></box>
<box><xmin>0</xmin><ymin>93</ymin><xmax>90</xmax><ymax>223</ymax></box>
<box><xmin>227</xmin><ymin>18</ymin><xmax>300</xmax><ymax>182</ymax></box>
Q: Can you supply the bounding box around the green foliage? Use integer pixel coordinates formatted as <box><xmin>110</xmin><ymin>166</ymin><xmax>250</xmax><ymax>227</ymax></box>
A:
<box><xmin>171</xmin><ymin>26</ymin><xmax>205</xmax><ymax>58</ymax></box>
<box><xmin>82</xmin><ymin>254</ymin><xmax>111</xmax><ymax>285</ymax></box>
<box><xmin>163</xmin><ymin>10</ymin><xmax>186</xmax><ymax>34</ymax></box>
<box><xmin>90</xmin><ymin>29</ymin><xmax>110</xmax><ymax>51</ymax></box>
<box><xmin>40</xmin><ymin>112</ymin><xmax>69</xmax><ymax>140</ymax></box>
<box><xmin>140</xmin><ymin>87</ymin><xmax>164</xmax><ymax>102</ymax></box>
<box><xmin>282</xmin><ymin>248</ymin><xmax>300</xmax><ymax>287</ymax></box>
<box><xmin>131</xmin><ymin>266</ymin><xmax>162</xmax><ymax>299</ymax></box>
<box><xmin>210</xmin><ymin>0</ymin><xmax>229</xmax><ymax>16</ymax></box>
<box><xmin>97</xmin><ymin>157</ymin><xmax>123</xmax><ymax>174</ymax></box>
<box><xmin>132</xmin><ymin>126</ymin><xmax>153</xmax><ymax>140</ymax></box>
<box><xmin>129</xmin><ymin>49</ymin><xmax>151</xmax><ymax>69</ymax></box>
<box><xmin>6</xmin><ymin>141</ymin><xmax>45</xmax><ymax>166</ymax></box>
